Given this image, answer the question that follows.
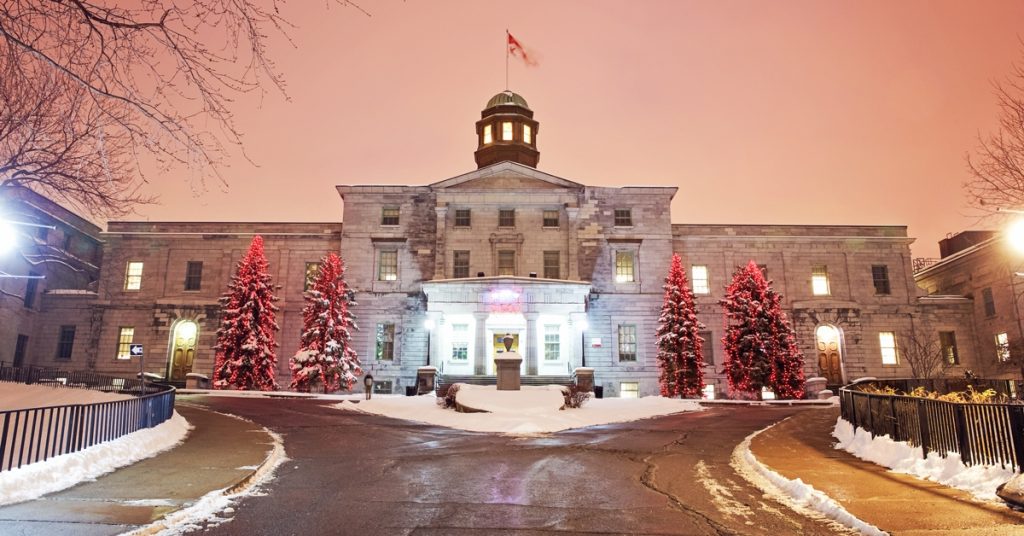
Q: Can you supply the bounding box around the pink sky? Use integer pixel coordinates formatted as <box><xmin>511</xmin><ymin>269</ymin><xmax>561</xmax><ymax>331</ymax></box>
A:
<box><xmin>133</xmin><ymin>0</ymin><xmax>1024</xmax><ymax>259</ymax></box>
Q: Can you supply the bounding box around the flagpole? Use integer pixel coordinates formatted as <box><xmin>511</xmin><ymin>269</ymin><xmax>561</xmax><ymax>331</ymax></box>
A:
<box><xmin>505</xmin><ymin>29</ymin><xmax>509</xmax><ymax>90</ymax></box>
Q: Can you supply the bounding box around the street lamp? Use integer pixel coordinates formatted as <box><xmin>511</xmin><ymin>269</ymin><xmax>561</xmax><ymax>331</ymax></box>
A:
<box><xmin>423</xmin><ymin>317</ymin><xmax>435</xmax><ymax>366</ymax></box>
<box><xmin>1008</xmin><ymin>219</ymin><xmax>1024</xmax><ymax>255</ymax></box>
<box><xmin>0</xmin><ymin>218</ymin><xmax>16</xmax><ymax>255</ymax></box>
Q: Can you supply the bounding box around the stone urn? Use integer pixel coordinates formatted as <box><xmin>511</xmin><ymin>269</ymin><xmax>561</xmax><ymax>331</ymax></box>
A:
<box><xmin>495</xmin><ymin>333</ymin><xmax>522</xmax><ymax>391</ymax></box>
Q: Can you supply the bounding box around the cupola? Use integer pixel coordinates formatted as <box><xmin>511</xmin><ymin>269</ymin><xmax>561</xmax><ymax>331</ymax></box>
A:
<box><xmin>474</xmin><ymin>90</ymin><xmax>540</xmax><ymax>169</ymax></box>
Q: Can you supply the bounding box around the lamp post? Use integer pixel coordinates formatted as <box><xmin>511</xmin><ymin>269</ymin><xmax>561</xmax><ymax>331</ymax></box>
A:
<box><xmin>578</xmin><ymin>317</ymin><xmax>588</xmax><ymax>368</ymax></box>
<box><xmin>0</xmin><ymin>213</ymin><xmax>56</xmax><ymax>279</ymax></box>
<box><xmin>1003</xmin><ymin>214</ymin><xmax>1024</xmax><ymax>386</ymax></box>
<box><xmin>423</xmin><ymin>318</ymin><xmax>435</xmax><ymax>367</ymax></box>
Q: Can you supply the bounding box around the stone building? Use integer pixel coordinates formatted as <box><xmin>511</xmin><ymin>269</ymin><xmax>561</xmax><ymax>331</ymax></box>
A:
<box><xmin>0</xmin><ymin>91</ymin><xmax>984</xmax><ymax>396</ymax></box>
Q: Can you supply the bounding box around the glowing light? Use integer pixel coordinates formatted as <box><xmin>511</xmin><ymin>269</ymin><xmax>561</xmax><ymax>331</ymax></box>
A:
<box><xmin>523</xmin><ymin>124</ymin><xmax>532</xmax><ymax>144</ymax></box>
<box><xmin>1008</xmin><ymin>219</ymin><xmax>1024</xmax><ymax>254</ymax></box>
<box><xmin>175</xmin><ymin>321</ymin><xmax>198</xmax><ymax>340</ymax></box>
<box><xmin>424</xmin><ymin>318</ymin><xmax>435</xmax><ymax>330</ymax></box>
<box><xmin>702</xmin><ymin>384</ymin><xmax>716</xmax><ymax>400</ymax></box>
<box><xmin>577</xmin><ymin>318</ymin><xmax>589</xmax><ymax>331</ymax></box>
<box><xmin>0</xmin><ymin>219</ymin><xmax>16</xmax><ymax>255</ymax></box>
<box><xmin>483</xmin><ymin>124</ymin><xmax>493</xmax><ymax>144</ymax></box>
<box><xmin>761</xmin><ymin>387</ymin><xmax>776</xmax><ymax>400</ymax></box>
<box><xmin>502</xmin><ymin>121</ymin><xmax>513</xmax><ymax>141</ymax></box>
<box><xmin>487</xmin><ymin>288</ymin><xmax>520</xmax><ymax>303</ymax></box>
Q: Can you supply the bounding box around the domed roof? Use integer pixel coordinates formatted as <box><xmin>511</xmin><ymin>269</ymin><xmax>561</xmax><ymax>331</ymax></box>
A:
<box><xmin>485</xmin><ymin>90</ymin><xmax>530</xmax><ymax>110</ymax></box>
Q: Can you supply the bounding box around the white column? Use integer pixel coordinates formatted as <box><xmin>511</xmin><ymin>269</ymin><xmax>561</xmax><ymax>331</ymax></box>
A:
<box><xmin>474</xmin><ymin>312</ymin><xmax>488</xmax><ymax>375</ymax></box>
<box><xmin>525</xmin><ymin>312</ymin><xmax>539</xmax><ymax>375</ymax></box>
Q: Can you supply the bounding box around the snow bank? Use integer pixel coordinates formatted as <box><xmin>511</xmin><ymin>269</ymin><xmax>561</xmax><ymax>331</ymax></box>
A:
<box><xmin>336</xmin><ymin>393</ymin><xmax>703</xmax><ymax>434</ymax></box>
<box><xmin>0</xmin><ymin>411</ymin><xmax>190</xmax><ymax>506</ymax></box>
<box><xmin>832</xmin><ymin>417</ymin><xmax>1015</xmax><ymax>502</ymax></box>
<box><xmin>455</xmin><ymin>384</ymin><xmax>565</xmax><ymax>413</ymax></box>
<box><xmin>0</xmin><ymin>383</ymin><xmax>131</xmax><ymax>411</ymax></box>
<box><xmin>731</xmin><ymin>420</ymin><xmax>886</xmax><ymax>536</ymax></box>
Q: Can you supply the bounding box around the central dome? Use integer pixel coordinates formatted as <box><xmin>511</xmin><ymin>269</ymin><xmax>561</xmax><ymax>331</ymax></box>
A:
<box><xmin>485</xmin><ymin>90</ymin><xmax>530</xmax><ymax>110</ymax></box>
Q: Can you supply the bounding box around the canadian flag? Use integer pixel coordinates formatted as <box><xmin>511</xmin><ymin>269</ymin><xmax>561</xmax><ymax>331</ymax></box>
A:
<box><xmin>507</xmin><ymin>32</ymin><xmax>538</xmax><ymax>67</ymax></box>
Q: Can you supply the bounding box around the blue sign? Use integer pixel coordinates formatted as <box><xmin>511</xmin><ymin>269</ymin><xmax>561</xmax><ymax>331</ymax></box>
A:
<box><xmin>129</xmin><ymin>344</ymin><xmax>144</xmax><ymax>357</ymax></box>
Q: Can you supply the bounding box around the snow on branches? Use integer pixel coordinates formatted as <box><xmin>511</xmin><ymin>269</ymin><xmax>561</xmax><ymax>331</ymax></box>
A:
<box><xmin>290</xmin><ymin>253</ymin><xmax>362</xmax><ymax>392</ymax></box>
<box><xmin>656</xmin><ymin>254</ymin><xmax>706</xmax><ymax>398</ymax></box>
<box><xmin>213</xmin><ymin>235</ymin><xmax>280</xmax><ymax>391</ymax></box>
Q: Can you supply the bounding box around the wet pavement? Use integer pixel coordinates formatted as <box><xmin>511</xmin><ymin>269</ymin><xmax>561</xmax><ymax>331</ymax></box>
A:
<box><xmin>188</xmin><ymin>396</ymin><xmax>842</xmax><ymax>536</ymax></box>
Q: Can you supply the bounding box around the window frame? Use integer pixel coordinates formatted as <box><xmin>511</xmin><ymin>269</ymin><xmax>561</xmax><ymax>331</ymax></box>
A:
<box><xmin>982</xmin><ymin>287</ymin><xmax>996</xmax><ymax>317</ymax></box>
<box><xmin>939</xmin><ymin>331</ymin><xmax>959</xmax><ymax>365</ymax></box>
<box><xmin>871</xmin><ymin>265</ymin><xmax>891</xmax><ymax>295</ymax></box>
<box><xmin>377</xmin><ymin>250</ymin><xmax>399</xmax><ymax>281</ymax></box>
<box><xmin>304</xmin><ymin>262</ymin><xmax>321</xmax><ymax>291</ymax></box>
<box><xmin>483</xmin><ymin>124</ymin><xmax>493</xmax><ymax>145</ymax></box>
<box><xmin>23</xmin><ymin>271</ymin><xmax>40</xmax><ymax>308</ymax></box>
<box><xmin>542</xmin><ymin>210</ymin><xmax>559</xmax><ymax>228</ymax></box>
<box><xmin>811</xmin><ymin>265</ymin><xmax>830</xmax><ymax>296</ymax></box>
<box><xmin>454</xmin><ymin>209</ymin><xmax>471</xmax><ymax>228</ymax></box>
<box><xmin>613</xmin><ymin>208</ymin><xmax>633</xmax><ymax>227</ymax></box>
<box><xmin>699</xmin><ymin>330</ymin><xmax>714</xmax><ymax>365</ymax></box>
<box><xmin>376</xmin><ymin>323</ymin><xmax>396</xmax><ymax>361</ymax></box>
<box><xmin>453</xmin><ymin>250</ymin><xmax>471</xmax><ymax>279</ymax></box>
<box><xmin>116</xmin><ymin>327</ymin><xmax>135</xmax><ymax>360</ymax></box>
<box><xmin>996</xmin><ymin>332</ymin><xmax>1011</xmax><ymax>362</ymax></box>
<box><xmin>56</xmin><ymin>325</ymin><xmax>76</xmax><ymax>360</ymax></box>
<box><xmin>450</xmin><ymin>323</ymin><xmax>469</xmax><ymax>361</ymax></box>
<box><xmin>543</xmin><ymin>324</ymin><xmax>561</xmax><ymax>361</ymax></box>
<box><xmin>615</xmin><ymin>251</ymin><xmax>635</xmax><ymax>283</ymax></box>
<box><xmin>543</xmin><ymin>250</ymin><xmax>560</xmax><ymax>279</ymax></box>
<box><xmin>501</xmin><ymin>121</ymin><xmax>513</xmax><ymax>141</ymax></box>
<box><xmin>692</xmin><ymin>265</ymin><xmax>710</xmax><ymax>295</ymax></box>
<box><xmin>523</xmin><ymin>124</ymin><xmax>532</xmax><ymax>144</ymax></box>
<box><xmin>124</xmin><ymin>261</ymin><xmax>144</xmax><ymax>291</ymax></box>
<box><xmin>618</xmin><ymin>324</ymin><xmax>638</xmax><ymax>362</ymax></box>
<box><xmin>620</xmin><ymin>382</ymin><xmax>639</xmax><ymax>399</ymax></box>
<box><xmin>184</xmin><ymin>261</ymin><xmax>204</xmax><ymax>291</ymax></box>
<box><xmin>498</xmin><ymin>209</ymin><xmax>516</xmax><ymax>228</ymax></box>
<box><xmin>497</xmin><ymin>250</ymin><xmax>516</xmax><ymax>276</ymax></box>
<box><xmin>879</xmin><ymin>331</ymin><xmax>899</xmax><ymax>365</ymax></box>
<box><xmin>380</xmin><ymin>206</ymin><xmax>400</xmax><ymax>226</ymax></box>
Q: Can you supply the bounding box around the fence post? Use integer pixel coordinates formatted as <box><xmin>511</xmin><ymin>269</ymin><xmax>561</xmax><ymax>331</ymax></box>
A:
<box><xmin>867</xmin><ymin>394</ymin><xmax>875</xmax><ymax>438</ymax></box>
<box><xmin>1008</xmin><ymin>405</ymin><xmax>1024</xmax><ymax>473</ymax></box>
<box><xmin>890</xmin><ymin>397</ymin><xmax>900</xmax><ymax>441</ymax></box>
<box><xmin>953</xmin><ymin>403</ymin><xmax>971</xmax><ymax>466</ymax></box>
<box><xmin>849</xmin><ymin>391</ymin><xmax>858</xmax><ymax>429</ymax></box>
<box><xmin>917</xmin><ymin>399</ymin><xmax>930</xmax><ymax>459</ymax></box>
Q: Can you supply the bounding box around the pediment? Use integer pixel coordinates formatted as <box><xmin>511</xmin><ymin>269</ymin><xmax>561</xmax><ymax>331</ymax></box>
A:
<box><xmin>448</xmin><ymin>173</ymin><xmax>565</xmax><ymax>190</ymax></box>
<box><xmin>430</xmin><ymin>161</ymin><xmax>582</xmax><ymax>191</ymax></box>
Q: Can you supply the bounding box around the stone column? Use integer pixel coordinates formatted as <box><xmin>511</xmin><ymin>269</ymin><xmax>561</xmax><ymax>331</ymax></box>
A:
<box><xmin>525</xmin><ymin>312</ymin><xmax>539</xmax><ymax>375</ymax></box>
<box><xmin>571</xmin><ymin>312</ymin><xmax>587</xmax><ymax>369</ymax></box>
<box><xmin>566</xmin><ymin>207</ymin><xmax>580</xmax><ymax>281</ymax></box>
<box><xmin>434</xmin><ymin>206</ymin><xmax>448</xmax><ymax>279</ymax></box>
<box><xmin>473</xmin><ymin>312</ymin><xmax>488</xmax><ymax>375</ymax></box>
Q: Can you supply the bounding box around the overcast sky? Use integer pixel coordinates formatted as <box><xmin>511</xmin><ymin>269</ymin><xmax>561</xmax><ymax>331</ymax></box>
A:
<box><xmin>132</xmin><ymin>0</ymin><xmax>1024</xmax><ymax>259</ymax></box>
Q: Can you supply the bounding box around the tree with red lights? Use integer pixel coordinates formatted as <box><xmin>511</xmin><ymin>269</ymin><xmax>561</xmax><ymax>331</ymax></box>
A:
<box><xmin>213</xmin><ymin>235</ymin><xmax>280</xmax><ymax>391</ymax></box>
<box><xmin>290</xmin><ymin>253</ymin><xmax>362</xmax><ymax>392</ymax></box>
<box><xmin>656</xmin><ymin>254</ymin><xmax>706</xmax><ymax>398</ymax></box>
<box><xmin>721</xmin><ymin>261</ymin><xmax>805</xmax><ymax>400</ymax></box>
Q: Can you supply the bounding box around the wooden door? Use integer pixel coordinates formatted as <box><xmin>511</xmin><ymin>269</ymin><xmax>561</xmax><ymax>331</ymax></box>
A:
<box><xmin>170</xmin><ymin>322</ymin><xmax>198</xmax><ymax>382</ymax></box>
<box><xmin>816</xmin><ymin>325</ymin><xmax>843</xmax><ymax>384</ymax></box>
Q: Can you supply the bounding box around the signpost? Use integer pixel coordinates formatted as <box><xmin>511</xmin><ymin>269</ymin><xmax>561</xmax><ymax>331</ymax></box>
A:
<box><xmin>130</xmin><ymin>344</ymin><xmax>145</xmax><ymax>394</ymax></box>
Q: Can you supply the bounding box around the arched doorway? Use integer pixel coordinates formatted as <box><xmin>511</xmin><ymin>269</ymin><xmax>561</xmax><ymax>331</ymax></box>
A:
<box><xmin>168</xmin><ymin>321</ymin><xmax>198</xmax><ymax>382</ymax></box>
<box><xmin>815</xmin><ymin>325</ymin><xmax>844</xmax><ymax>385</ymax></box>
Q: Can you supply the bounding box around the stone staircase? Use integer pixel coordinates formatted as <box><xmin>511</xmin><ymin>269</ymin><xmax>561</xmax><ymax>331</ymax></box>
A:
<box><xmin>437</xmin><ymin>374</ymin><xmax>573</xmax><ymax>395</ymax></box>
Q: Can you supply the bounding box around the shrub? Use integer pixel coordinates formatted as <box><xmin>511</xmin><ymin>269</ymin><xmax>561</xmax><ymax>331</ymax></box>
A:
<box><xmin>562</xmin><ymin>384</ymin><xmax>592</xmax><ymax>409</ymax></box>
<box><xmin>436</xmin><ymin>383</ymin><xmax>461</xmax><ymax>409</ymax></box>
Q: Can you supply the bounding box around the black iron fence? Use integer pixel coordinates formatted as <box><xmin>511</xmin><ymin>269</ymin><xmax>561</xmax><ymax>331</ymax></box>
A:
<box><xmin>839</xmin><ymin>381</ymin><xmax>1024</xmax><ymax>472</ymax></box>
<box><xmin>0</xmin><ymin>365</ymin><xmax>176</xmax><ymax>472</ymax></box>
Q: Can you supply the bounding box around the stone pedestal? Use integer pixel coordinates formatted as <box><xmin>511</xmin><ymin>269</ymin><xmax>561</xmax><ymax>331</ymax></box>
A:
<box><xmin>495</xmin><ymin>353</ymin><xmax>523</xmax><ymax>391</ymax></box>
<box><xmin>185</xmin><ymin>373</ymin><xmax>210</xmax><ymax>390</ymax></box>
<box><xmin>417</xmin><ymin>366</ymin><xmax>438</xmax><ymax>395</ymax></box>
<box><xmin>573</xmin><ymin>367</ymin><xmax>595</xmax><ymax>392</ymax></box>
<box><xmin>805</xmin><ymin>376</ymin><xmax>827</xmax><ymax>399</ymax></box>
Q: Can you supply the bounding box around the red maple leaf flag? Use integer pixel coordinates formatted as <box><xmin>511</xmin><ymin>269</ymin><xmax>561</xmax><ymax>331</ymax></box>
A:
<box><xmin>507</xmin><ymin>32</ymin><xmax>538</xmax><ymax>67</ymax></box>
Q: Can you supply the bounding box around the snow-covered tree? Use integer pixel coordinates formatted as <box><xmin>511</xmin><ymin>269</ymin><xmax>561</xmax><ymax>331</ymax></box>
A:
<box><xmin>656</xmin><ymin>254</ymin><xmax>706</xmax><ymax>398</ymax></box>
<box><xmin>290</xmin><ymin>253</ymin><xmax>361</xmax><ymax>392</ymax></box>
<box><xmin>721</xmin><ymin>261</ymin><xmax>805</xmax><ymax>400</ymax></box>
<box><xmin>213</xmin><ymin>235</ymin><xmax>280</xmax><ymax>391</ymax></box>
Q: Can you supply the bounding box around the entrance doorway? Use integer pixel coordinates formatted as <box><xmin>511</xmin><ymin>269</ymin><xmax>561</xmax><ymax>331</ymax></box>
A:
<box><xmin>169</xmin><ymin>321</ymin><xmax>198</xmax><ymax>382</ymax></box>
<box><xmin>815</xmin><ymin>325</ymin><xmax>843</xmax><ymax>385</ymax></box>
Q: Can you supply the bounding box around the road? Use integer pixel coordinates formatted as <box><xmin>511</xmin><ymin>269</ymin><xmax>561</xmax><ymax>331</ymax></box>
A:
<box><xmin>184</xmin><ymin>396</ymin><xmax>842</xmax><ymax>536</ymax></box>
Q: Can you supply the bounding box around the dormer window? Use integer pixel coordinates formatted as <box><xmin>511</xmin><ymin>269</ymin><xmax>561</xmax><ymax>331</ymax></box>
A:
<box><xmin>483</xmin><ymin>124</ymin><xmax>493</xmax><ymax>145</ymax></box>
<box><xmin>523</xmin><ymin>124</ymin><xmax>532</xmax><ymax>144</ymax></box>
<box><xmin>502</xmin><ymin>121</ymin><xmax>513</xmax><ymax>141</ymax></box>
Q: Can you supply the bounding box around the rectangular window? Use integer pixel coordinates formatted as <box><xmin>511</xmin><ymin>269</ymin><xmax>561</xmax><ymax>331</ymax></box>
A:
<box><xmin>543</xmin><ymin>251</ymin><xmax>560</xmax><ymax>279</ymax></box>
<box><xmin>544</xmin><ymin>324</ymin><xmax>560</xmax><ymax>361</ymax></box>
<box><xmin>13</xmin><ymin>335</ymin><xmax>28</xmax><ymax>368</ymax></box>
<box><xmin>615</xmin><ymin>251</ymin><xmax>635</xmax><ymax>283</ymax></box>
<box><xmin>116</xmin><ymin>327</ymin><xmax>135</xmax><ymax>360</ymax></box>
<box><xmin>56</xmin><ymin>325</ymin><xmax>76</xmax><ymax>360</ymax></box>
<box><xmin>451</xmin><ymin>324</ymin><xmax>469</xmax><ymax>361</ymax></box>
<box><xmin>376</xmin><ymin>323</ymin><xmax>395</xmax><ymax>360</ymax></box>
<box><xmin>542</xmin><ymin>210</ymin><xmax>559</xmax><ymax>228</ymax></box>
<box><xmin>304</xmin><ymin>262</ymin><xmax>321</xmax><ymax>291</ymax></box>
<box><xmin>879</xmin><ymin>331</ymin><xmax>898</xmax><ymax>365</ymax></box>
<box><xmin>483</xmin><ymin>124</ymin><xmax>493</xmax><ymax>144</ymax></box>
<box><xmin>498</xmin><ymin>250</ymin><xmax>516</xmax><ymax>276</ymax></box>
<box><xmin>618</xmin><ymin>324</ymin><xmax>637</xmax><ymax>362</ymax></box>
<box><xmin>23</xmin><ymin>271</ymin><xmax>39</xmax><ymax>308</ymax></box>
<box><xmin>811</xmin><ymin>265</ymin><xmax>830</xmax><ymax>296</ymax></box>
<box><xmin>499</xmin><ymin>209</ymin><xmax>515</xmax><ymax>227</ymax></box>
<box><xmin>185</xmin><ymin>261</ymin><xmax>204</xmax><ymax>291</ymax></box>
<box><xmin>124</xmin><ymin>261</ymin><xmax>143</xmax><ymax>290</ymax></box>
<box><xmin>373</xmin><ymin>380</ymin><xmax>393</xmax><ymax>394</ymax></box>
<box><xmin>453</xmin><ymin>251</ymin><xmax>470</xmax><ymax>279</ymax></box>
<box><xmin>523</xmin><ymin>124</ymin><xmax>532</xmax><ymax>144</ymax></box>
<box><xmin>381</xmin><ymin>207</ymin><xmax>400</xmax><ymax>226</ymax></box>
<box><xmin>614</xmin><ymin>208</ymin><xmax>633</xmax><ymax>227</ymax></box>
<box><xmin>692</xmin><ymin>265</ymin><xmax>710</xmax><ymax>294</ymax></box>
<box><xmin>983</xmin><ymin>287</ymin><xmax>996</xmax><ymax>317</ymax></box>
<box><xmin>699</xmin><ymin>330</ymin><xmax>714</xmax><ymax>364</ymax></box>
<box><xmin>377</xmin><ymin>251</ymin><xmax>398</xmax><ymax>281</ymax></box>
<box><xmin>939</xmin><ymin>331</ymin><xmax>959</xmax><ymax>365</ymax></box>
<box><xmin>871</xmin><ymin>265</ymin><xmax>891</xmax><ymax>295</ymax></box>
<box><xmin>502</xmin><ymin>121</ymin><xmax>513</xmax><ymax>141</ymax></box>
<box><xmin>454</xmin><ymin>209</ymin><xmax>471</xmax><ymax>227</ymax></box>
<box><xmin>996</xmin><ymin>332</ymin><xmax>1011</xmax><ymax>362</ymax></box>
<box><xmin>620</xmin><ymin>382</ymin><xmax>639</xmax><ymax>399</ymax></box>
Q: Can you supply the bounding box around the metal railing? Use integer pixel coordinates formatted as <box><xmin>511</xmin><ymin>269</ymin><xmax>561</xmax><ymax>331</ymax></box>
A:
<box><xmin>839</xmin><ymin>380</ymin><xmax>1024</xmax><ymax>472</ymax></box>
<box><xmin>0</xmin><ymin>365</ymin><xmax>176</xmax><ymax>472</ymax></box>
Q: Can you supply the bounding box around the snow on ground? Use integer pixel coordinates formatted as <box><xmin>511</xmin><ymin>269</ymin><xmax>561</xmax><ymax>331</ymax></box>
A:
<box><xmin>0</xmin><ymin>411</ymin><xmax>190</xmax><ymax>506</ymax></box>
<box><xmin>0</xmin><ymin>383</ymin><xmax>131</xmax><ymax>411</ymax></box>
<box><xmin>832</xmin><ymin>417</ymin><xmax>1015</xmax><ymax>502</ymax></box>
<box><xmin>731</xmin><ymin>419</ymin><xmax>886</xmax><ymax>536</ymax></box>
<box><xmin>455</xmin><ymin>384</ymin><xmax>565</xmax><ymax>413</ymax></box>
<box><xmin>335</xmin><ymin>391</ymin><xmax>703</xmax><ymax>434</ymax></box>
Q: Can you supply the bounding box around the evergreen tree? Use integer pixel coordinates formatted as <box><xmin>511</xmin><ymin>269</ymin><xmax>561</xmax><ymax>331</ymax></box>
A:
<box><xmin>213</xmin><ymin>235</ymin><xmax>280</xmax><ymax>391</ymax></box>
<box><xmin>290</xmin><ymin>253</ymin><xmax>362</xmax><ymax>392</ymax></box>
<box><xmin>721</xmin><ymin>261</ymin><xmax>806</xmax><ymax>399</ymax></box>
<box><xmin>656</xmin><ymin>254</ymin><xmax>706</xmax><ymax>398</ymax></box>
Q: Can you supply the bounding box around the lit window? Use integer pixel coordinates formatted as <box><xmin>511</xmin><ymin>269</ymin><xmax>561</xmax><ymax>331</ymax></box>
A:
<box><xmin>304</xmin><ymin>262</ymin><xmax>321</xmax><ymax>291</ymax></box>
<box><xmin>116</xmin><ymin>327</ymin><xmax>135</xmax><ymax>360</ymax></box>
<box><xmin>523</xmin><ymin>124</ymin><xmax>532</xmax><ymax>144</ymax></box>
<box><xmin>124</xmin><ymin>262</ymin><xmax>143</xmax><ymax>290</ymax></box>
<box><xmin>811</xmin><ymin>265</ymin><xmax>830</xmax><ymax>296</ymax></box>
<box><xmin>453</xmin><ymin>250</ymin><xmax>470</xmax><ymax>278</ymax></box>
<box><xmin>872</xmin><ymin>265</ymin><xmax>891</xmax><ymax>295</ymax></box>
<box><xmin>451</xmin><ymin>324</ymin><xmax>469</xmax><ymax>361</ymax></box>
<box><xmin>543</xmin><ymin>251</ymin><xmax>560</xmax><ymax>279</ymax></box>
<box><xmin>56</xmin><ymin>325</ymin><xmax>76</xmax><ymax>360</ymax></box>
<box><xmin>454</xmin><ymin>209</ymin><xmax>471</xmax><ymax>227</ymax></box>
<box><xmin>692</xmin><ymin>265</ymin><xmax>709</xmax><ymax>294</ymax></box>
<box><xmin>618</xmin><ymin>324</ymin><xmax>637</xmax><ymax>361</ymax></box>
<box><xmin>483</xmin><ymin>124</ymin><xmax>493</xmax><ymax>144</ymax></box>
<box><xmin>614</xmin><ymin>209</ymin><xmax>633</xmax><ymax>227</ymax></box>
<box><xmin>377</xmin><ymin>251</ymin><xmax>398</xmax><ymax>281</ymax></box>
<box><xmin>373</xmin><ymin>380</ymin><xmax>393</xmax><ymax>394</ymax></box>
<box><xmin>542</xmin><ymin>210</ymin><xmax>559</xmax><ymax>228</ymax></box>
<box><xmin>498</xmin><ymin>250</ymin><xmax>516</xmax><ymax>276</ymax></box>
<box><xmin>502</xmin><ymin>121</ymin><xmax>513</xmax><ymax>141</ymax></box>
<box><xmin>544</xmin><ymin>324</ymin><xmax>560</xmax><ymax>361</ymax></box>
<box><xmin>702</xmin><ymin>384</ymin><xmax>716</xmax><ymax>400</ymax></box>
<box><xmin>620</xmin><ymin>382</ymin><xmax>639</xmax><ymax>399</ymax></box>
<box><xmin>996</xmin><ymin>332</ymin><xmax>1011</xmax><ymax>362</ymax></box>
<box><xmin>761</xmin><ymin>387</ymin><xmax>776</xmax><ymax>400</ymax></box>
<box><xmin>381</xmin><ymin>207</ymin><xmax>400</xmax><ymax>226</ymax></box>
<box><xmin>499</xmin><ymin>209</ymin><xmax>515</xmax><ymax>227</ymax></box>
<box><xmin>185</xmin><ymin>261</ymin><xmax>204</xmax><ymax>291</ymax></box>
<box><xmin>879</xmin><ymin>332</ymin><xmax>898</xmax><ymax>365</ymax></box>
<box><xmin>615</xmin><ymin>251</ymin><xmax>635</xmax><ymax>283</ymax></box>
<box><xmin>940</xmin><ymin>331</ymin><xmax>958</xmax><ymax>365</ymax></box>
<box><xmin>376</xmin><ymin>323</ymin><xmax>395</xmax><ymax>360</ymax></box>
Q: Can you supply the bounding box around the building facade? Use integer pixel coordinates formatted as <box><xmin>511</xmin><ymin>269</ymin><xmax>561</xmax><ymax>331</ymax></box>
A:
<box><xmin>0</xmin><ymin>92</ymin><xmax>985</xmax><ymax>396</ymax></box>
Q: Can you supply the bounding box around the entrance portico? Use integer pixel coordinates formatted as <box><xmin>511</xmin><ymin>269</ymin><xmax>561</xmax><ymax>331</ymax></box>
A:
<box><xmin>422</xmin><ymin>277</ymin><xmax>590</xmax><ymax>377</ymax></box>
